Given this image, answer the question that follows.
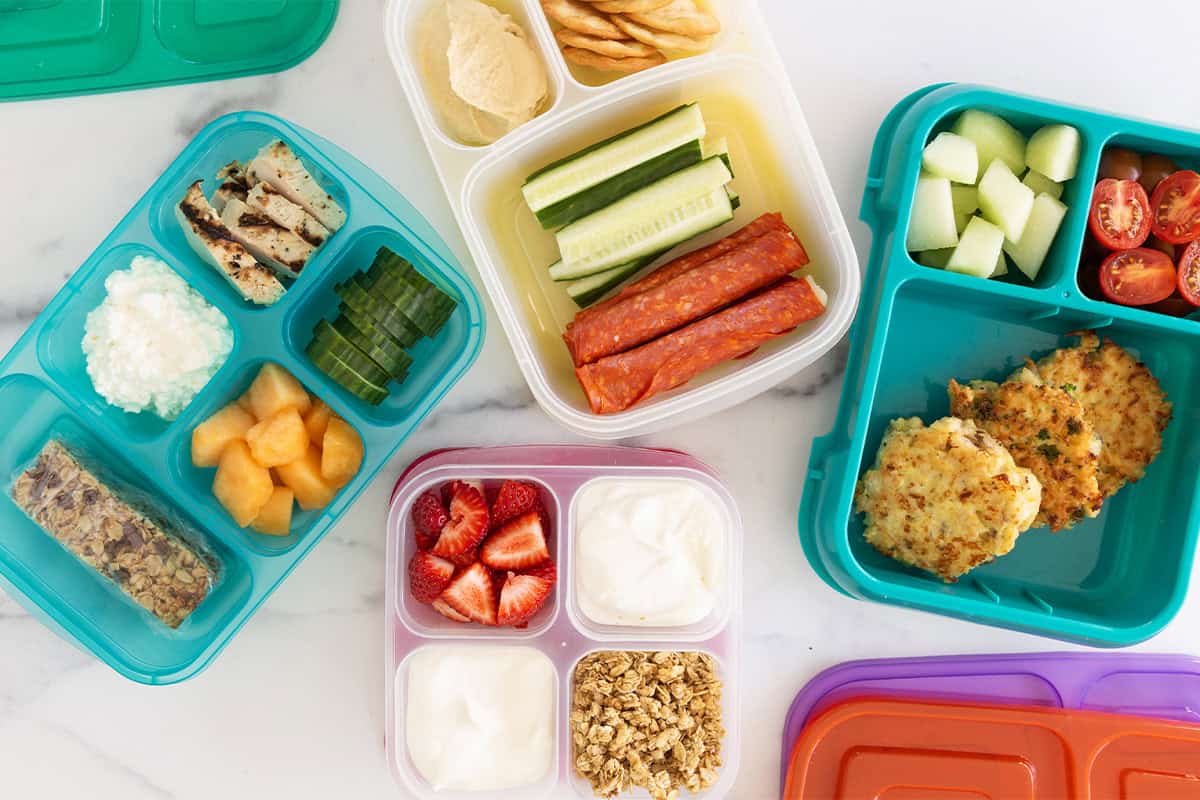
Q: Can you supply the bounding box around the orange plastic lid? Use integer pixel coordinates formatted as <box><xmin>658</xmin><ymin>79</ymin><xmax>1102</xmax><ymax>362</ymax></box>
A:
<box><xmin>783</xmin><ymin>697</ymin><xmax>1200</xmax><ymax>799</ymax></box>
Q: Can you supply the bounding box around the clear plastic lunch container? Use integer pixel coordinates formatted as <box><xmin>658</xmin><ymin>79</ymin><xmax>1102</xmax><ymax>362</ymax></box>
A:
<box><xmin>383</xmin><ymin>0</ymin><xmax>861</xmax><ymax>438</ymax></box>
<box><xmin>385</xmin><ymin>445</ymin><xmax>743</xmax><ymax>799</ymax></box>
<box><xmin>0</xmin><ymin>112</ymin><xmax>484</xmax><ymax>684</ymax></box>
<box><xmin>798</xmin><ymin>84</ymin><xmax>1200</xmax><ymax>647</ymax></box>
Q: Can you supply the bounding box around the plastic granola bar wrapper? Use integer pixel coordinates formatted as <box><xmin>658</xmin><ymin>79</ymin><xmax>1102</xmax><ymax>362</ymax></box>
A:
<box><xmin>10</xmin><ymin>439</ymin><xmax>216</xmax><ymax>628</ymax></box>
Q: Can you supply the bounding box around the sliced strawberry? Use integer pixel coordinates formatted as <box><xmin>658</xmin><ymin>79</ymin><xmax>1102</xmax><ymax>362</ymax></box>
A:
<box><xmin>490</xmin><ymin>480</ymin><xmax>541</xmax><ymax>529</ymax></box>
<box><xmin>407</xmin><ymin>551</ymin><xmax>455</xmax><ymax>604</ymax></box>
<box><xmin>431</xmin><ymin>597</ymin><xmax>470</xmax><ymax>623</ymax></box>
<box><xmin>432</xmin><ymin>481</ymin><xmax>489</xmax><ymax>562</ymax></box>
<box><xmin>410</xmin><ymin>490</ymin><xmax>449</xmax><ymax>551</ymax></box>
<box><xmin>441</xmin><ymin>562</ymin><xmax>497</xmax><ymax>625</ymax></box>
<box><xmin>497</xmin><ymin>562</ymin><xmax>556</xmax><ymax>627</ymax></box>
<box><xmin>480</xmin><ymin>510</ymin><xmax>550</xmax><ymax>570</ymax></box>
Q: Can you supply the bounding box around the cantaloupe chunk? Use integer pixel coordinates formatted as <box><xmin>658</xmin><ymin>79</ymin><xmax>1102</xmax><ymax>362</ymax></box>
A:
<box><xmin>213</xmin><ymin>440</ymin><xmax>275</xmax><ymax>527</ymax></box>
<box><xmin>245</xmin><ymin>407</ymin><xmax>309</xmax><ymax>468</ymax></box>
<box><xmin>276</xmin><ymin>446</ymin><xmax>338</xmax><ymax>511</ymax></box>
<box><xmin>250</xmin><ymin>486</ymin><xmax>294</xmax><ymax>537</ymax></box>
<box><xmin>321</xmin><ymin>417</ymin><xmax>364</xmax><ymax>488</ymax></box>
<box><xmin>304</xmin><ymin>399</ymin><xmax>334</xmax><ymax>444</ymax></box>
<box><xmin>192</xmin><ymin>403</ymin><xmax>256</xmax><ymax>468</ymax></box>
<box><xmin>236</xmin><ymin>391</ymin><xmax>256</xmax><ymax>418</ymax></box>
<box><xmin>246</xmin><ymin>363</ymin><xmax>311</xmax><ymax>422</ymax></box>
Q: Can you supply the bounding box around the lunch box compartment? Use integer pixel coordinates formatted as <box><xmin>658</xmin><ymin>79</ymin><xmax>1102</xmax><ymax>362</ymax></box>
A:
<box><xmin>394</xmin><ymin>473</ymin><xmax>562</xmax><ymax>639</ymax></box>
<box><xmin>0</xmin><ymin>374</ymin><xmax>254</xmax><ymax>680</ymax></box>
<box><xmin>154</xmin><ymin>1</ymin><xmax>331</xmax><ymax>62</ymax></box>
<box><xmin>386</xmin><ymin>446</ymin><xmax>742</xmax><ymax>799</ymax></box>
<box><xmin>35</xmin><ymin>241</ymin><xmax>242</xmax><ymax>443</ymax></box>
<box><xmin>283</xmin><ymin>226</ymin><xmax>479</xmax><ymax>426</ymax></box>
<box><xmin>0</xmin><ymin>112</ymin><xmax>484</xmax><ymax>682</ymax></box>
<box><xmin>458</xmin><ymin>53</ymin><xmax>859</xmax><ymax>438</ymax></box>
<box><xmin>390</xmin><ymin>0</ymin><xmax>565</xmax><ymax>152</ymax></box>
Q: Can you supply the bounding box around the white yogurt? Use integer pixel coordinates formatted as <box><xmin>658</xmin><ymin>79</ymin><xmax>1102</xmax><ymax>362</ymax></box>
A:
<box><xmin>574</xmin><ymin>478</ymin><xmax>726</xmax><ymax>628</ymax></box>
<box><xmin>403</xmin><ymin>645</ymin><xmax>555</xmax><ymax>792</ymax></box>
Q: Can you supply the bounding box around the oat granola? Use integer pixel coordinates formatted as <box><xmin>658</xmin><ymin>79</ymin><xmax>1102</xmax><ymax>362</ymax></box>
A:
<box><xmin>571</xmin><ymin>650</ymin><xmax>724</xmax><ymax>800</ymax></box>
<box><xmin>11</xmin><ymin>440</ymin><xmax>213</xmax><ymax>628</ymax></box>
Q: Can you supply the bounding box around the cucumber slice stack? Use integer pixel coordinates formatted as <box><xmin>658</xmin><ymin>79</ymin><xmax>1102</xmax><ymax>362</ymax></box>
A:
<box><xmin>521</xmin><ymin>103</ymin><xmax>738</xmax><ymax>308</ymax></box>
<box><xmin>306</xmin><ymin>247</ymin><xmax>456</xmax><ymax>405</ymax></box>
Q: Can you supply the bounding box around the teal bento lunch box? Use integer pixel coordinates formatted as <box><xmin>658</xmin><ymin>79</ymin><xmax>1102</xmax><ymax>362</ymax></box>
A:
<box><xmin>799</xmin><ymin>84</ymin><xmax>1200</xmax><ymax>647</ymax></box>
<box><xmin>0</xmin><ymin>111</ymin><xmax>484</xmax><ymax>683</ymax></box>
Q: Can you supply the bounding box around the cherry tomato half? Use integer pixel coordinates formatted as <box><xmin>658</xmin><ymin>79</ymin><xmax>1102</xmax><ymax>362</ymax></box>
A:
<box><xmin>1089</xmin><ymin>179</ymin><xmax>1152</xmax><ymax>250</ymax></box>
<box><xmin>1099</xmin><ymin>148</ymin><xmax>1142</xmax><ymax>182</ymax></box>
<box><xmin>1150</xmin><ymin>170</ymin><xmax>1200</xmax><ymax>244</ymax></box>
<box><xmin>1099</xmin><ymin>248</ymin><xmax>1178</xmax><ymax>306</ymax></box>
<box><xmin>1139</xmin><ymin>153</ymin><xmax>1178</xmax><ymax>195</ymax></box>
<box><xmin>1178</xmin><ymin>240</ymin><xmax>1200</xmax><ymax>306</ymax></box>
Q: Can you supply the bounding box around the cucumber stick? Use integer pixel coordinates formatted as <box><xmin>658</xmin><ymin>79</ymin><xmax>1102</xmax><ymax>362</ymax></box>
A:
<box><xmin>534</xmin><ymin>140</ymin><xmax>702</xmax><ymax>230</ymax></box>
<box><xmin>522</xmin><ymin>104</ymin><xmax>705</xmax><ymax>213</ymax></box>
<box><xmin>560</xmin><ymin>248</ymin><xmax>668</xmax><ymax>306</ymax></box>
<box><xmin>554</xmin><ymin>156</ymin><xmax>733</xmax><ymax>278</ymax></box>
<box><xmin>702</xmin><ymin>137</ymin><xmax>732</xmax><ymax>176</ymax></box>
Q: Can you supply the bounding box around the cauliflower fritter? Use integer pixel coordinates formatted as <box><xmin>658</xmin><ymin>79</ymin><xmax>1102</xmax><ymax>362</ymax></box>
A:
<box><xmin>855</xmin><ymin>417</ymin><xmax>1042</xmax><ymax>582</ymax></box>
<box><xmin>949</xmin><ymin>371</ymin><xmax>1103</xmax><ymax>532</ymax></box>
<box><xmin>1032</xmin><ymin>332</ymin><xmax>1172</xmax><ymax>498</ymax></box>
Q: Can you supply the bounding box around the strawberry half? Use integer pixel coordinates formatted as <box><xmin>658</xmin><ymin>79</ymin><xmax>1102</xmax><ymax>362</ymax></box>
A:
<box><xmin>410</xmin><ymin>490</ymin><xmax>449</xmax><ymax>551</ymax></box>
<box><xmin>441</xmin><ymin>562</ymin><xmax>497</xmax><ymax>626</ymax></box>
<box><xmin>431</xmin><ymin>597</ymin><xmax>470</xmax><ymax>623</ymax></box>
<box><xmin>480</xmin><ymin>510</ymin><xmax>550</xmax><ymax>570</ymax></box>
<box><xmin>490</xmin><ymin>480</ymin><xmax>541</xmax><ymax>529</ymax></box>
<box><xmin>407</xmin><ymin>551</ymin><xmax>455</xmax><ymax>604</ymax></box>
<box><xmin>432</xmin><ymin>481</ymin><xmax>489</xmax><ymax>563</ymax></box>
<box><xmin>497</xmin><ymin>562</ymin><xmax>556</xmax><ymax>627</ymax></box>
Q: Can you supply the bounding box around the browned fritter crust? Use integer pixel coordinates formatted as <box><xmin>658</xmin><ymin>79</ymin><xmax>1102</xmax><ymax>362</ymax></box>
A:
<box><xmin>1033</xmin><ymin>331</ymin><xmax>1172</xmax><ymax>498</ymax></box>
<box><xmin>949</xmin><ymin>376</ymin><xmax>1103</xmax><ymax>532</ymax></box>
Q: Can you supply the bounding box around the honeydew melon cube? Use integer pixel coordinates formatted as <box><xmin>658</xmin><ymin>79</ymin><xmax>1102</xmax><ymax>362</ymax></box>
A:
<box><xmin>922</xmin><ymin>132</ymin><xmax>979</xmax><ymax>184</ymax></box>
<box><xmin>952</xmin><ymin>110</ymin><xmax>1027</xmax><ymax>174</ymax></box>
<box><xmin>948</xmin><ymin>216</ymin><xmax>1005</xmax><ymax>278</ymax></box>
<box><xmin>907</xmin><ymin>175</ymin><xmax>959</xmax><ymax>252</ymax></box>
<box><xmin>952</xmin><ymin>185</ymin><xmax>979</xmax><ymax>233</ymax></box>
<box><xmin>1002</xmin><ymin>193</ymin><xmax>1068</xmax><ymax>281</ymax></box>
<box><xmin>956</xmin><ymin>213</ymin><xmax>972</xmax><ymax>233</ymax></box>
<box><xmin>1022</xmin><ymin>169</ymin><xmax>1064</xmax><ymax>200</ymax></box>
<box><xmin>992</xmin><ymin>251</ymin><xmax>1009</xmax><ymax>278</ymax></box>
<box><xmin>916</xmin><ymin>248</ymin><xmax>956</xmax><ymax>269</ymax></box>
<box><xmin>978</xmin><ymin>160</ymin><xmax>1035</xmax><ymax>242</ymax></box>
<box><xmin>1025</xmin><ymin>124</ymin><xmax>1081</xmax><ymax>182</ymax></box>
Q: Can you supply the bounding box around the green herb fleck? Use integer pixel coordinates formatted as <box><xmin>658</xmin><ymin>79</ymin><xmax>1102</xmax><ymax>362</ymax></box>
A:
<box><xmin>1037</xmin><ymin>443</ymin><xmax>1062</xmax><ymax>460</ymax></box>
<box><xmin>1061</xmin><ymin>383</ymin><xmax>1077</xmax><ymax>393</ymax></box>
<box><xmin>1037</xmin><ymin>428</ymin><xmax>1050</xmax><ymax>440</ymax></box>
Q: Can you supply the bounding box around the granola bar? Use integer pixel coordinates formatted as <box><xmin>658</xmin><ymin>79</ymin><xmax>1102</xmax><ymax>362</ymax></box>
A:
<box><xmin>571</xmin><ymin>651</ymin><xmax>724</xmax><ymax>800</ymax></box>
<box><xmin>11</xmin><ymin>440</ymin><xmax>213</xmax><ymax>628</ymax></box>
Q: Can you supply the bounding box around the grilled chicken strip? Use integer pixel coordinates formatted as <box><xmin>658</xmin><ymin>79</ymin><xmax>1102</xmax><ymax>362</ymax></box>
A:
<box><xmin>219</xmin><ymin>197</ymin><xmax>315</xmax><ymax>278</ymax></box>
<box><xmin>246</xmin><ymin>140</ymin><xmax>346</xmax><ymax>232</ymax></box>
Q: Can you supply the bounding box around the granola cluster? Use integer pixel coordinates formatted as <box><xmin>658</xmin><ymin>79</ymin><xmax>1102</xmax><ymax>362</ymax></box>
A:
<box><xmin>571</xmin><ymin>650</ymin><xmax>724</xmax><ymax>800</ymax></box>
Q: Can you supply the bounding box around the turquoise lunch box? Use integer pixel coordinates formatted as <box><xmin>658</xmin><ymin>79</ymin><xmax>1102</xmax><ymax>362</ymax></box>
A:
<box><xmin>799</xmin><ymin>84</ymin><xmax>1200</xmax><ymax>647</ymax></box>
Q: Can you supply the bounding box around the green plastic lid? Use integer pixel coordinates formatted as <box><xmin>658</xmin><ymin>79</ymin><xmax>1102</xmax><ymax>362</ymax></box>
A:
<box><xmin>0</xmin><ymin>0</ymin><xmax>338</xmax><ymax>102</ymax></box>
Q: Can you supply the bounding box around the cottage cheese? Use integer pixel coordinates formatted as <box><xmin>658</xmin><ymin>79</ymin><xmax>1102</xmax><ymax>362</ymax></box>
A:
<box><xmin>83</xmin><ymin>256</ymin><xmax>232</xmax><ymax>420</ymax></box>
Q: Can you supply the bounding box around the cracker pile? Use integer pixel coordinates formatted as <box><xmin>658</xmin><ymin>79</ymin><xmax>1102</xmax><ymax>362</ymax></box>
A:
<box><xmin>542</xmin><ymin>0</ymin><xmax>720</xmax><ymax>74</ymax></box>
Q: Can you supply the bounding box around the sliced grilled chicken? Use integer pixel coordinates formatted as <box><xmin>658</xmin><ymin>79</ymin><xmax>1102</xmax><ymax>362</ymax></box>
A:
<box><xmin>211</xmin><ymin>182</ymin><xmax>248</xmax><ymax>214</ymax></box>
<box><xmin>246</xmin><ymin>140</ymin><xmax>346</xmax><ymax>232</ymax></box>
<box><xmin>175</xmin><ymin>181</ymin><xmax>285</xmax><ymax>306</ymax></box>
<box><xmin>217</xmin><ymin>160</ymin><xmax>255</xmax><ymax>188</ymax></box>
<box><xmin>219</xmin><ymin>197</ymin><xmax>315</xmax><ymax>278</ymax></box>
<box><xmin>245</xmin><ymin>182</ymin><xmax>330</xmax><ymax>246</ymax></box>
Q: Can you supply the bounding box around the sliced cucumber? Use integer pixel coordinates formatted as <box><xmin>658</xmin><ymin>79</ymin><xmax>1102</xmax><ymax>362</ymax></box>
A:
<box><xmin>1002</xmin><ymin>192</ymin><xmax>1068</xmax><ymax>281</ymax></box>
<box><xmin>948</xmin><ymin>216</ymin><xmax>1005</xmax><ymax>279</ymax></box>
<box><xmin>306</xmin><ymin>343</ymin><xmax>389</xmax><ymax>405</ymax></box>
<box><xmin>726</xmin><ymin>185</ymin><xmax>740</xmax><ymax>211</ymax></box>
<box><xmin>952</xmin><ymin>109</ymin><xmax>1026</xmax><ymax>174</ymax></box>
<box><xmin>533</xmin><ymin>140</ymin><xmax>703</xmax><ymax>230</ymax></box>
<box><xmin>978</xmin><ymin>160</ymin><xmax>1035</xmax><ymax>242</ymax></box>
<box><xmin>1025</xmin><ymin>124</ymin><xmax>1080</xmax><ymax>182</ymax></box>
<box><xmin>351</xmin><ymin>274</ymin><xmax>446</xmax><ymax>340</ymax></box>
<box><xmin>907</xmin><ymin>174</ymin><xmax>959</xmax><ymax>252</ymax></box>
<box><xmin>522</xmin><ymin>104</ymin><xmax>706</xmax><ymax>213</ymax></box>
<box><xmin>1022</xmin><ymin>169</ymin><xmax>1064</xmax><ymax>200</ymax></box>
<box><xmin>702</xmin><ymin>137</ymin><xmax>731</xmax><ymax>176</ymax></box>
<box><xmin>310</xmin><ymin>323</ymin><xmax>392</xmax><ymax>386</ymax></box>
<box><xmin>554</xmin><ymin>156</ymin><xmax>733</xmax><ymax>278</ymax></box>
<box><xmin>366</xmin><ymin>248</ymin><xmax>457</xmax><ymax>336</ymax></box>
<box><xmin>922</xmin><ymin>132</ymin><xmax>979</xmax><ymax>184</ymax></box>
<box><xmin>563</xmin><ymin>248</ymin><xmax>669</xmax><ymax>306</ymax></box>
<box><xmin>331</xmin><ymin>316</ymin><xmax>412</xmax><ymax>379</ymax></box>
<box><xmin>335</xmin><ymin>279</ymin><xmax>422</xmax><ymax>348</ymax></box>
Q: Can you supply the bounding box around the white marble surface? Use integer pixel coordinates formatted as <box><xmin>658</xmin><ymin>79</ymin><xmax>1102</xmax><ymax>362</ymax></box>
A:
<box><xmin>1</xmin><ymin>1</ymin><xmax>1198</xmax><ymax>798</ymax></box>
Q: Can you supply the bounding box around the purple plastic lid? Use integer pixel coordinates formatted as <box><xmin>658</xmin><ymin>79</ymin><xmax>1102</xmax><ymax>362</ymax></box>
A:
<box><xmin>781</xmin><ymin>651</ymin><xmax>1200</xmax><ymax>791</ymax></box>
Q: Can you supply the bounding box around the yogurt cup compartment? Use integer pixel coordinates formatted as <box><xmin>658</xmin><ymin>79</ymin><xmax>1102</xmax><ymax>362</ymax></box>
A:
<box><xmin>387</xmin><ymin>0</ymin><xmax>859</xmax><ymax>438</ymax></box>
<box><xmin>0</xmin><ymin>111</ymin><xmax>484</xmax><ymax>682</ymax></box>
<box><xmin>386</xmin><ymin>445</ymin><xmax>742</xmax><ymax>799</ymax></box>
